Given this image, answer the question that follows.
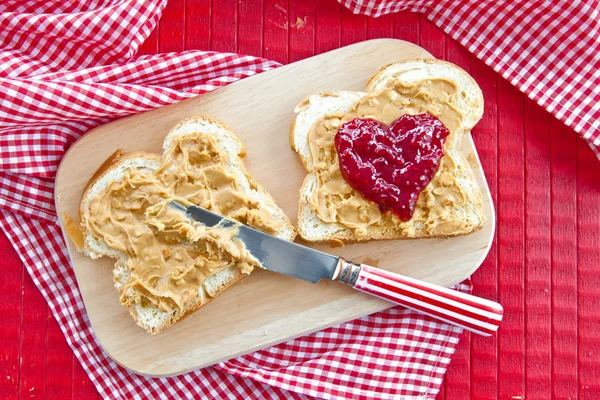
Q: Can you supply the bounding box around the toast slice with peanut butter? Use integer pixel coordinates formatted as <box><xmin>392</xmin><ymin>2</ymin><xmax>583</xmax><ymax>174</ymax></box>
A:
<box><xmin>291</xmin><ymin>59</ymin><xmax>486</xmax><ymax>243</ymax></box>
<box><xmin>76</xmin><ymin>116</ymin><xmax>295</xmax><ymax>334</ymax></box>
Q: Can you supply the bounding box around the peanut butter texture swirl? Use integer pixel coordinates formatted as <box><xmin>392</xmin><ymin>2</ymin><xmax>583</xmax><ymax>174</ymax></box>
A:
<box><xmin>309</xmin><ymin>79</ymin><xmax>485</xmax><ymax>239</ymax></box>
<box><xmin>80</xmin><ymin>133</ymin><xmax>281</xmax><ymax>313</ymax></box>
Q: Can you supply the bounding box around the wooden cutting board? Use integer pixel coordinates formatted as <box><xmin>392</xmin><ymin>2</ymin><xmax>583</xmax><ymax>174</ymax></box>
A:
<box><xmin>55</xmin><ymin>39</ymin><xmax>495</xmax><ymax>376</ymax></box>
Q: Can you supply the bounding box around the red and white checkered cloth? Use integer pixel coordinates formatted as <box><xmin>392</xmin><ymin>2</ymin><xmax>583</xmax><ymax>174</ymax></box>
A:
<box><xmin>0</xmin><ymin>0</ymin><xmax>598</xmax><ymax>399</ymax></box>
<box><xmin>342</xmin><ymin>0</ymin><xmax>600</xmax><ymax>156</ymax></box>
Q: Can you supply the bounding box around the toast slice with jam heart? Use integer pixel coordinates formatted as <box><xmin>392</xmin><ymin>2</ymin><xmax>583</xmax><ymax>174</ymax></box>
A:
<box><xmin>290</xmin><ymin>59</ymin><xmax>486</xmax><ymax>243</ymax></box>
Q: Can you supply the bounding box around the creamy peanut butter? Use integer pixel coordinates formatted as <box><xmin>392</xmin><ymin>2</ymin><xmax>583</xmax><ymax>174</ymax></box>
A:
<box><xmin>309</xmin><ymin>78</ymin><xmax>484</xmax><ymax>239</ymax></box>
<box><xmin>81</xmin><ymin>132</ymin><xmax>281</xmax><ymax>313</ymax></box>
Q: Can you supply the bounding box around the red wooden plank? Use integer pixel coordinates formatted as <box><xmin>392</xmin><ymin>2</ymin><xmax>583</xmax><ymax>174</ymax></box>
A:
<box><xmin>158</xmin><ymin>0</ymin><xmax>185</xmax><ymax>53</ymax></box>
<box><xmin>469</xmin><ymin>55</ymin><xmax>499</xmax><ymax>400</ymax></box>
<box><xmin>367</xmin><ymin>12</ymin><xmax>392</xmax><ymax>39</ymax></box>
<box><xmin>211</xmin><ymin>0</ymin><xmax>237</xmax><ymax>52</ymax></box>
<box><xmin>238</xmin><ymin>0</ymin><xmax>263</xmax><ymax>57</ymax></box>
<box><xmin>442</xmin><ymin>37</ymin><xmax>472</xmax><ymax>400</ymax></box>
<box><xmin>19</xmin><ymin>271</ymin><xmax>48</xmax><ymax>399</ymax></box>
<box><xmin>72</xmin><ymin>356</ymin><xmax>98</xmax><ymax>400</ymax></box>
<box><xmin>418</xmin><ymin>15</ymin><xmax>443</xmax><ymax>59</ymax></box>
<box><xmin>0</xmin><ymin>231</ymin><xmax>22</xmax><ymax>400</ymax></box>
<box><xmin>524</xmin><ymin>99</ymin><xmax>552</xmax><ymax>399</ymax></box>
<box><xmin>185</xmin><ymin>0</ymin><xmax>211</xmax><ymax>50</ymax></box>
<box><xmin>138</xmin><ymin>27</ymin><xmax>159</xmax><ymax>55</ymax></box>
<box><xmin>437</xmin><ymin>375</ymin><xmax>444</xmax><ymax>400</ymax></box>
<box><xmin>341</xmin><ymin>5</ymin><xmax>366</xmax><ymax>46</ymax></box>
<box><xmin>315</xmin><ymin>0</ymin><xmax>341</xmax><ymax>55</ymax></box>
<box><xmin>497</xmin><ymin>78</ymin><xmax>526</xmax><ymax>400</ymax></box>
<box><xmin>550</xmin><ymin>119</ymin><xmax>578</xmax><ymax>399</ymax></box>
<box><xmin>576</xmin><ymin>139</ymin><xmax>600</xmax><ymax>399</ymax></box>
<box><xmin>445</xmin><ymin>36</ymin><xmax>470</xmax><ymax>70</ymax></box>
<box><xmin>289</xmin><ymin>0</ymin><xmax>315</xmax><ymax>62</ymax></box>
<box><xmin>393</xmin><ymin>11</ymin><xmax>419</xmax><ymax>45</ymax></box>
<box><xmin>263</xmin><ymin>0</ymin><xmax>288</xmax><ymax>63</ymax></box>
<box><xmin>45</xmin><ymin>315</ymin><xmax>72</xmax><ymax>399</ymax></box>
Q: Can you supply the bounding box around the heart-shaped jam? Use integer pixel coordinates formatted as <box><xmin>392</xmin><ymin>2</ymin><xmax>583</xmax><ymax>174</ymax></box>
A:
<box><xmin>334</xmin><ymin>113</ymin><xmax>450</xmax><ymax>221</ymax></box>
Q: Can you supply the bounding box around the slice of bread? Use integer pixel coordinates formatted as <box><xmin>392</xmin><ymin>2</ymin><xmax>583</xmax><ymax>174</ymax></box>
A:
<box><xmin>78</xmin><ymin>116</ymin><xmax>295</xmax><ymax>334</ymax></box>
<box><xmin>292</xmin><ymin>59</ymin><xmax>486</xmax><ymax>243</ymax></box>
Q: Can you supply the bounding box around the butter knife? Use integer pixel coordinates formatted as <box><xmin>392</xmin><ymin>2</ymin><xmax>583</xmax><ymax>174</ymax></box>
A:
<box><xmin>173</xmin><ymin>202</ymin><xmax>503</xmax><ymax>336</ymax></box>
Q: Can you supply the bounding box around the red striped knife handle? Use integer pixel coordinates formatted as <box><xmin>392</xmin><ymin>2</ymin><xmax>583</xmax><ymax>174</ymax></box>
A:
<box><xmin>334</xmin><ymin>259</ymin><xmax>503</xmax><ymax>336</ymax></box>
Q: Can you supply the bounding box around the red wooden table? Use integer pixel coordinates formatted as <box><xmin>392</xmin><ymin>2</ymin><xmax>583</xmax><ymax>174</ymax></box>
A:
<box><xmin>1</xmin><ymin>1</ymin><xmax>599</xmax><ymax>399</ymax></box>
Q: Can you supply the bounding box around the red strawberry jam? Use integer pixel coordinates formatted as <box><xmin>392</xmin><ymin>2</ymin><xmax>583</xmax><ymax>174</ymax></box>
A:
<box><xmin>334</xmin><ymin>113</ymin><xmax>450</xmax><ymax>221</ymax></box>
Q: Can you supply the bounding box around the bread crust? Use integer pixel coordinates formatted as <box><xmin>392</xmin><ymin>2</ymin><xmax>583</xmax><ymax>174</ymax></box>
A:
<box><xmin>82</xmin><ymin>149</ymin><xmax>125</xmax><ymax>196</ymax></box>
<box><xmin>289</xmin><ymin>114</ymin><xmax>298</xmax><ymax>152</ymax></box>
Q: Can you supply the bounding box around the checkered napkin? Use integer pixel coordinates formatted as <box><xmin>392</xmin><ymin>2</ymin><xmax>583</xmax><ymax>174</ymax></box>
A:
<box><xmin>341</xmin><ymin>0</ymin><xmax>600</xmax><ymax>156</ymax></box>
<box><xmin>0</xmin><ymin>0</ymin><xmax>597</xmax><ymax>399</ymax></box>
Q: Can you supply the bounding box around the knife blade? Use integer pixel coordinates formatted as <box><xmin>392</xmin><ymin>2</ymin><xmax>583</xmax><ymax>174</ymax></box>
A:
<box><xmin>172</xmin><ymin>201</ymin><xmax>341</xmax><ymax>283</ymax></box>
<box><xmin>172</xmin><ymin>202</ymin><xmax>504</xmax><ymax>336</ymax></box>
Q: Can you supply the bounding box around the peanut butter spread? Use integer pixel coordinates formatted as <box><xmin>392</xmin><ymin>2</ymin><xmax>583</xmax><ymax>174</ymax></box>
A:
<box><xmin>309</xmin><ymin>79</ymin><xmax>484</xmax><ymax>239</ymax></box>
<box><xmin>81</xmin><ymin>132</ymin><xmax>281</xmax><ymax>313</ymax></box>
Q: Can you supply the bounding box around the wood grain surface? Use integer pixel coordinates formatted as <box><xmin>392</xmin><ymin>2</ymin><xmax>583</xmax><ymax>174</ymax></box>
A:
<box><xmin>2</xmin><ymin>2</ymin><xmax>599</xmax><ymax>399</ymax></box>
<box><xmin>54</xmin><ymin>39</ymin><xmax>495</xmax><ymax>376</ymax></box>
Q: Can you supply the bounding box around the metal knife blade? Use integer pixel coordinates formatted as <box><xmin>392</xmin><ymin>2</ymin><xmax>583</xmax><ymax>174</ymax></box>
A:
<box><xmin>172</xmin><ymin>202</ymin><xmax>339</xmax><ymax>283</ymax></box>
